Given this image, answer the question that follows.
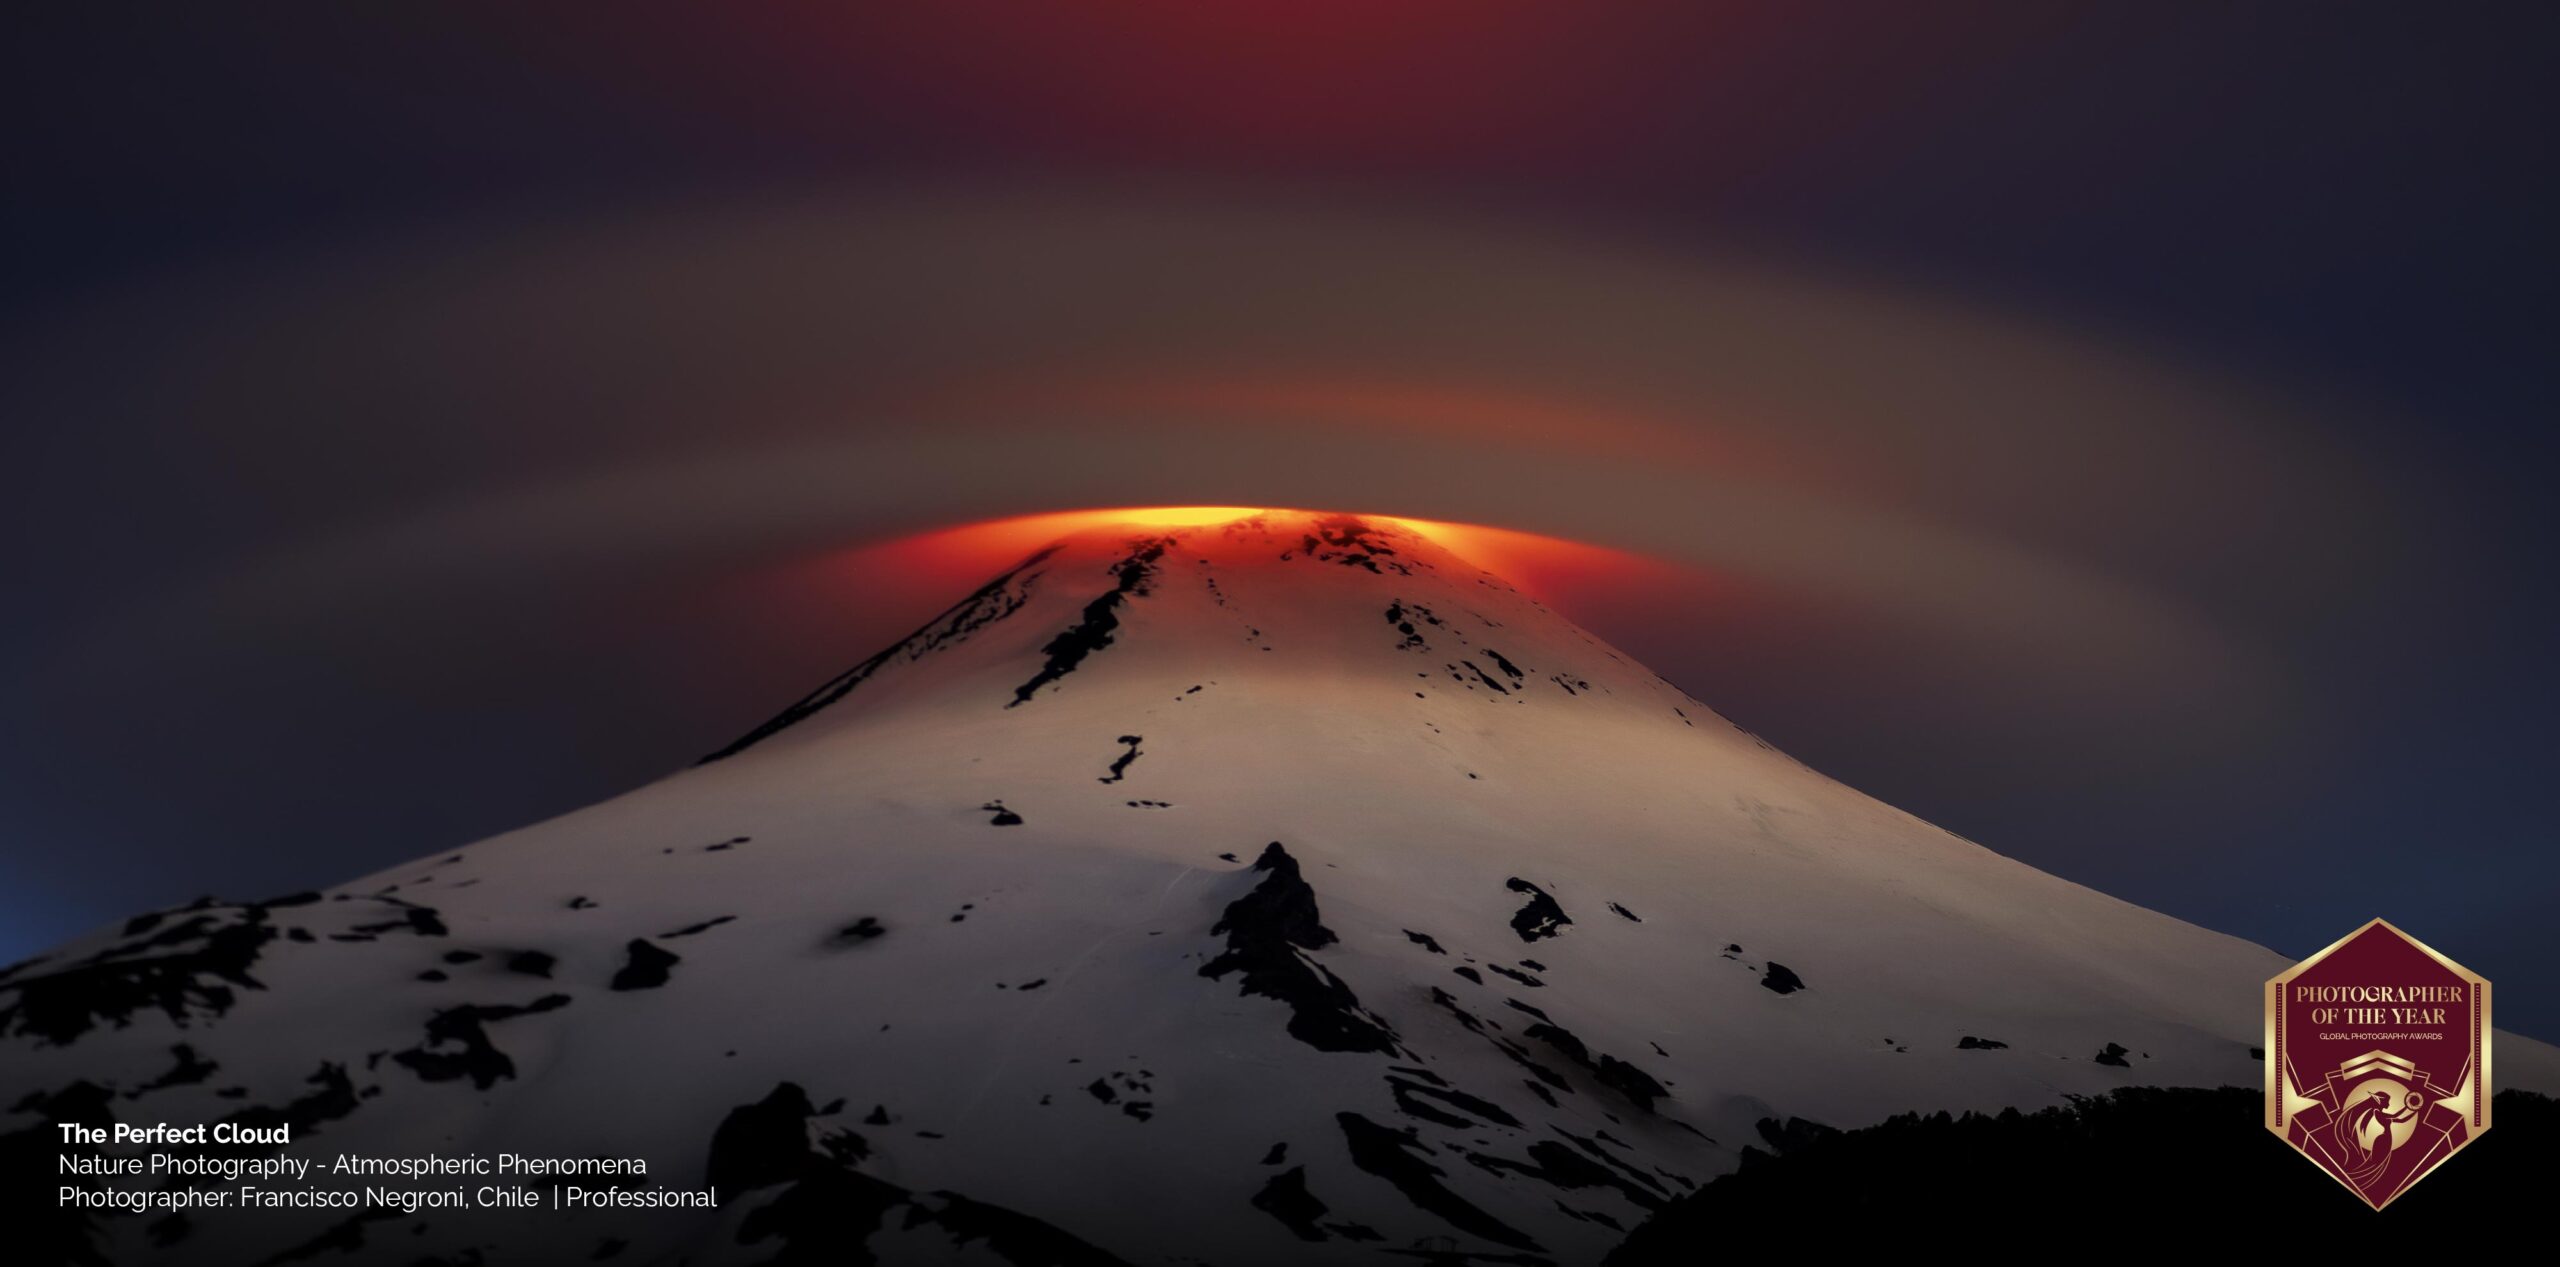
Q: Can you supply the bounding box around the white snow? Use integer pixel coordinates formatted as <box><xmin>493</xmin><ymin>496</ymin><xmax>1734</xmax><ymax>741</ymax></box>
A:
<box><xmin>5</xmin><ymin>510</ymin><xmax>2550</xmax><ymax>1265</ymax></box>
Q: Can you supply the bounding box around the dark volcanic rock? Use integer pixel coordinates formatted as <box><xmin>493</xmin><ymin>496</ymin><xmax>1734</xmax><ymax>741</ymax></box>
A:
<box><xmin>1098</xmin><ymin>735</ymin><xmax>1144</xmax><ymax>784</ymax></box>
<box><xmin>1758</xmin><ymin>962</ymin><xmax>1805</xmax><ymax>995</ymax></box>
<box><xmin>1198</xmin><ymin>844</ymin><xmax>1399</xmax><ymax>1055</ymax></box>
<box><xmin>737</xmin><ymin>1164</ymin><xmax>910</xmax><ymax>1265</ymax></box>
<box><xmin>610</xmin><ymin>940</ymin><xmax>680</xmax><ymax>991</ymax></box>
<box><xmin>1251</xmin><ymin>1166</ymin><xmax>1332</xmax><ymax>1241</ymax></box>
<box><xmin>1429</xmin><ymin>987</ymin><xmax>1487</xmax><ymax>1034</ymax></box>
<box><xmin>213</xmin><ymin>1062</ymin><xmax>364</xmax><ymax>1150</ymax></box>
<box><xmin>348</xmin><ymin>901</ymin><xmax>447</xmax><ymax>938</ymax></box>
<box><xmin>702</xmin><ymin>548</ymin><xmax>1055</xmax><ymax>761</ymax></box>
<box><xmin>392</xmin><ymin>996</ymin><xmax>571</xmax><ymax>1089</ymax></box>
<box><xmin>1956</xmin><ymin>1036</ymin><xmax>2008</xmax><ymax>1050</ymax></box>
<box><xmin>1384</xmin><ymin>601</ymin><xmax>1435</xmax><ymax>650</ymax></box>
<box><xmin>1463</xmin><ymin>1137</ymin><xmax>1667</xmax><ymax>1214</ymax></box>
<box><xmin>711</xmin><ymin>1081</ymin><xmax>1133</xmax><ymax>1265</ymax></box>
<box><xmin>659</xmin><ymin>916</ymin><xmax>736</xmax><ymax>939</ymax></box>
<box><xmin>1522</xmin><ymin>1022</ymin><xmax>1672</xmax><ymax>1112</ymax></box>
<box><xmin>1505</xmin><ymin>879</ymin><xmax>1572</xmax><ymax>942</ymax></box>
<box><xmin>129</xmin><ymin>1043</ymin><xmax>218</xmax><ymax>1096</ymax></box>
<box><xmin>1009</xmin><ymin>542</ymin><xmax>1168</xmax><ymax>707</ymax></box>
<box><xmin>2095</xmin><ymin>1042</ymin><xmax>2132</xmax><ymax>1067</ymax></box>
<box><xmin>1301</xmin><ymin>515</ymin><xmax>1413</xmax><ymax>575</ymax></box>
<box><xmin>0</xmin><ymin>905</ymin><xmax>278</xmax><ymax>1045</ymax></box>
<box><xmin>1389</xmin><ymin>1072</ymin><xmax>1524</xmax><ymax>1129</ymax></box>
<box><xmin>709</xmin><ymin>1082</ymin><xmax>825</xmax><ymax>1197</ymax></box>
<box><xmin>1335</xmin><ymin>1112</ymin><xmax>1541</xmax><ymax>1252</ymax></box>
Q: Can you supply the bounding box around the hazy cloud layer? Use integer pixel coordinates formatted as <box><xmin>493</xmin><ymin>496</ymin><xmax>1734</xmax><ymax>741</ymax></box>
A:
<box><xmin>0</xmin><ymin>184</ymin><xmax>2524</xmax><ymax>1027</ymax></box>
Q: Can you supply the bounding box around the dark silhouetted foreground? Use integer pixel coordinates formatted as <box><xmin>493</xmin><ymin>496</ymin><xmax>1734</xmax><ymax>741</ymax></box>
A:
<box><xmin>1612</xmin><ymin>1087</ymin><xmax>2555</xmax><ymax>1261</ymax></box>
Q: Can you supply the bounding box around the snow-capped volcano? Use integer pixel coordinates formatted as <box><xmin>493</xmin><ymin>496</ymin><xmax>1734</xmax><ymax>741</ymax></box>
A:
<box><xmin>7</xmin><ymin>510</ymin><xmax>2553</xmax><ymax>1266</ymax></box>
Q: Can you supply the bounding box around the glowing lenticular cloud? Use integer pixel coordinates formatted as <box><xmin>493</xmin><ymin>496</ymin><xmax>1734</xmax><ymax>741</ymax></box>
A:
<box><xmin>1006</xmin><ymin>506</ymin><xmax>1274</xmax><ymax>531</ymax></box>
<box><xmin>10</xmin><ymin>180</ymin><xmax>2394</xmax><ymax>747</ymax></box>
<box><xmin>751</xmin><ymin>506</ymin><xmax>1691</xmax><ymax>706</ymax></box>
<box><xmin>808</xmin><ymin>506</ymin><xmax>1648</xmax><ymax>614</ymax></box>
<box><xmin>944</xmin><ymin>505</ymin><xmax>1504</xmax><ymax>554</ymax></box>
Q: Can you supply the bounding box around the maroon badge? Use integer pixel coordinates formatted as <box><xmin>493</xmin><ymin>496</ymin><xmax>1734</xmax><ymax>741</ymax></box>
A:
<box><xmin>2266</xmin><ymin>919</ymin><xmax>2491</xmax><ymax>1208</ymax></box>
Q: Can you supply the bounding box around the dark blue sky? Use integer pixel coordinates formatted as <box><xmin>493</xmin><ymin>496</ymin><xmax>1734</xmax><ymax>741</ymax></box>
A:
<box><xmin>5</xmin><ymin>5</ymin><xmax>2555</xmax><ymax>1031</ymax></box>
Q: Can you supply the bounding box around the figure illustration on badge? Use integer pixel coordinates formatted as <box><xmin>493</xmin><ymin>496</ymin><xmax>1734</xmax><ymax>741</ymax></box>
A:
<box><xmin>2333</xmin><ymin>1082</ymin><xmax>2423</xmax><ymax>1193</ymax></box>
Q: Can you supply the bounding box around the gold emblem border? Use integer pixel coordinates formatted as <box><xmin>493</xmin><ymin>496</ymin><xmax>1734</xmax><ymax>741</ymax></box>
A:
<box><xmin>2264</xmin><ymin>916</ymin><xmax>2491</xmax><ymax>1210</ymax></box>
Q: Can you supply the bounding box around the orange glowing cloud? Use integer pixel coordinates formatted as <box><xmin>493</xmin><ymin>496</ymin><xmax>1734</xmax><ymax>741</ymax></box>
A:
<box><xmin>98</xmin><ymin>183</ymin><xmax>2320</xmax><ymax>737</ymax></box>
<box><xmin>782</xmin><ymin>506</ymin><xmax>1687</xmax><ymax>640</ymax></box>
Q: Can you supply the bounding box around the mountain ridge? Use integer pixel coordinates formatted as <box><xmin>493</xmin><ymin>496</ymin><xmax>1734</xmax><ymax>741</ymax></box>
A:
<box><xmin>6</xmin><ymin>509</ymin><xmax>2551</xmax><ymax>1265</ymax></box>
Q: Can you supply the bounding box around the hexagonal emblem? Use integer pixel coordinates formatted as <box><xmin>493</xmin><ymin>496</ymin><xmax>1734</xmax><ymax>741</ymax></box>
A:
<box><xmin>2266</xmin><ymin>918</ymin><xmax>2490</xmax><ymax>1208</ymax></box>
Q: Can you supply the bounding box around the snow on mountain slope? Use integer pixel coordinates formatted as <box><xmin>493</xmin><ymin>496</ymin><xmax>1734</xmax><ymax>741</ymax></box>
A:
<box><xmin>7</xmin><ymin>510</ymin><xmax>2552</xmax><ymax>1266</ymax></box>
